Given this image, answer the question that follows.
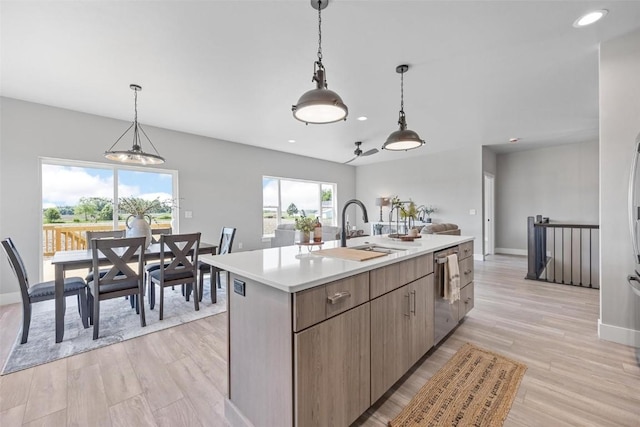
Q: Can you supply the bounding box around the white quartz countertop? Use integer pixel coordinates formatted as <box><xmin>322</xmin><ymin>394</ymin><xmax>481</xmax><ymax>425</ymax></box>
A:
<box><xmin>200</xmin><ymin>234</ymin><xmax>474</xmax><ymax>293</ymax></box>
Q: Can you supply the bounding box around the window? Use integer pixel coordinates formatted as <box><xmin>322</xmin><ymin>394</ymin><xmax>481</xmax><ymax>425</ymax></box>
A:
<box><xmin>41</xmin><ymin>158</ymin><xmax>177</xmax><ymax>278</ymax></box>
<box><xmin>262</xmin><ymin>176</ymin><xmax>336</xmax><ymax>236</ymax></box>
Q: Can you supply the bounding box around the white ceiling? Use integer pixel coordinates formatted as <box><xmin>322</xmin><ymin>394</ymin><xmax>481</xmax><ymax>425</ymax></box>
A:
<box><xmin>2</xmin><ymin>1</ymin><xmax>640</xmax><ymax>165</ymax></box>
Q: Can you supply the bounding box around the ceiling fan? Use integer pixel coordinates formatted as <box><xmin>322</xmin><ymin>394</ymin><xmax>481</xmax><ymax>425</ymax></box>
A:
<box><xmin>344</xmin><ymin>141</ymin><xmax>379</xmax><ymax>164</ymax></box>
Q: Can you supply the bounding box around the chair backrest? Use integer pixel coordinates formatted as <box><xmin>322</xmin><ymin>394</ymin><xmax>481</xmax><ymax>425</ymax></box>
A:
<box><xmin>218</xmin><ymin>227</ymin><xmax>236</xmax><ymax>255</ymax></box>
<box><xmin>90</xmin><ymin>236</ymin><xmax>146</xmax><ymax>292</ymax></box>
<box><xmin>86</xmin><ymin>230</ymin><xmax>125</xmax><ymax>241</ymax></box>
<box><xmin>159</xmin><ymin>232</ymin><xmax>201</xmax><ymax>281</ymax></box>
<box><xmin>151</xmin><ymin>227</ymin><xmax>172</xmax><ymax>244</ymax></box>
<box><xmin>1</xmin><ymin>238</ymin><xmax>31</xmax><ymax>302</ymax></box>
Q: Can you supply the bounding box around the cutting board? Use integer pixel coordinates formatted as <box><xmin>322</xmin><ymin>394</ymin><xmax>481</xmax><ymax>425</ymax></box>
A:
<box><xmin>314</xmin><ymin>247</ymin><xmax>389</xmax><ymax>261</ymax></box>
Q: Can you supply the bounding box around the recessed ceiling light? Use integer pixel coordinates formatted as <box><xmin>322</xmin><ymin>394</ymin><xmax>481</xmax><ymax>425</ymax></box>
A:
<box><xmin>288</xmin><ymin>139</ymin><xmax>296</xmax><ymax>143</ymax></box>
<box><xmin>573</xmin><ymin>10</ymin><xmax>608</xmax><ymax>28</ymax></box>
<box><xmin>509</xmin><ymin>138</ymin><xmax>520</xmax><ymax>143</ymax></box>
<box><xmin>357</xmin><ymin>116</ymin><xmax>368</xmax><ymax>121</ymax></box>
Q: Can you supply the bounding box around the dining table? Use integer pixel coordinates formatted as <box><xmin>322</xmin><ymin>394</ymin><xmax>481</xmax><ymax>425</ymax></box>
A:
<box><xmin>51</xmin><ymin>241</ymin><xmax>217</xmax><ymax>343</ymax></box>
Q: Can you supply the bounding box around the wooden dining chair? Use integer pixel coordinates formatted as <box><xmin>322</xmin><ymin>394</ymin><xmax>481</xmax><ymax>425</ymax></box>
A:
<box><xmin>87</xmin><ymin>236</ymin><xmax>146</xmax><ymax>340</ymax></box>
<box><xmin>84</xmin><ymin>230</ymin><xmax>126</xmax><ymax>281</ymax></box>
<box><xmin>198</xmin><ymin>227</ymin><xmax>236</xmax><ymax>304</ymax></box>
<box><xmin>149</xmin><ymin>232</ymin><xmax>201</xmax><ymax>320</ymax></box>
<box><xmin>145</xmin><ymin>227</ymin><xmax>173</xmax><ymax>308</ymax></box>
<box><xmin>151</xmin><ymin>227</ymin><xmax>172</xmax><ymax>244</ymax></box>
<box><xmin>1</xmin><ymin>237</ymin><xmax>89</xmax><ymax>344</ymax></box>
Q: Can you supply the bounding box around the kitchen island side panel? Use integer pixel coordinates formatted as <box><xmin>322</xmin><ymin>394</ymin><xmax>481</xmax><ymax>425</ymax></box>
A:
<box><xmin>228</xmin><ymin>274</ymin><xmax>293</xmax><ymax>427</ymax></box>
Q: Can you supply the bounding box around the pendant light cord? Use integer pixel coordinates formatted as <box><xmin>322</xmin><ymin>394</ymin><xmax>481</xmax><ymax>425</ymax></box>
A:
<box><xmin>317</xmin><ymin>0</ymin><xmax>323</xmax><ymax>63</ymax></box>
<box><xmin>134</xmin><ymin>88</ymin><xmax>138</xmax><ymax>126</ymax></box>
<box><xmin>400</xmin><ymin>69</ymin><xmax>404</xmax><ymax>114</ymax></box>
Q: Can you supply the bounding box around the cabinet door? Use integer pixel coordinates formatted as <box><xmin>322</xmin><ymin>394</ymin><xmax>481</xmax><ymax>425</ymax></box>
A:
<box><xmin>370</xmin><ymin>284</ymin><xmax>413</xmax><ymax>403</ymax></box>
<box><xmin>458</xmin><ymin>282</ymin><xmax>474</xmax><ymax>320</ymax></box>
<box><xmin>408</xmin><ymin>275</ymin><xmax>434</xmax><ymax>366</ymax></box>
<box><xmin>294</xmin><ymin>303</ymin><xmax>370</xmax><ymax>427</ymax></box>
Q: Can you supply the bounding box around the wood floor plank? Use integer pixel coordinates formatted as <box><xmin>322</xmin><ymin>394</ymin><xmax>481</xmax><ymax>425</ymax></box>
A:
<box><xmin>0</xmin><ymin>367</ymin><xmax>32</xmax><ymax>412</ymax></box>
<box><xmin>100</xmin><ymin>357</ymin><xmax>143</xmax><ymax>406</ymax></box>
<box><xmin>22</xmin><ymin>409</ymin><xmax>67</xmax><ymax>427</ymax></box>
<box><xmin>0</xmin><ymin>403</ymin><xmax>25</xmax><ymax>427</ymax></box>
<box><xmin>66</xmin><ymin>363</ymin><xmax>111</xmax><ymax>427</ymax></box>
<box><xmin>0</xmin><ymin>303</ymin><xmax>21</xmax><ymax>367</ymax></box>
<box><xmin>122</xmin><ymin>333</ymin><xmax>184</xmax><ymax>412</ymax></box>
<box><xmin>108</xmin><ymin>394</ymin><xmax>157</xmax><ymax>427</ymax></box>
<box><xmin>153</xmin><ymin>398</ymin><xmax>204</xmax><ymax>427</ymax></box>
<box><xmin>23</xmin><ymin>358</ymin><xmax>67</xmax><ymax>423</ymax></box>
<box><xmin>166</xmin><ymin>356</ymin><xmax>226</xmax><ymax>426</ymax></box>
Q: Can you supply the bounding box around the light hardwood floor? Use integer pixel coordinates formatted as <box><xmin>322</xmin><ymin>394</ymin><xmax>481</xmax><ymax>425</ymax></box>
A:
<box><xmin>1</xmin><ymin>255</ymin><xmax>639</xmax><ymax>426</ymax></box>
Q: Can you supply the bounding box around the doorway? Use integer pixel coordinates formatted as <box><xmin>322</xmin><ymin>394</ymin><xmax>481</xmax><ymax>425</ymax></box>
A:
<box><xmin>484</xmin><ymin>173</ymin><xmax>495</xmax><ymax>257</ymax></box>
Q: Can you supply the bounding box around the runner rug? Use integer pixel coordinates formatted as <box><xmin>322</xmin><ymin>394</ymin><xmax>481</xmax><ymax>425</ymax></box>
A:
<box><xmin>389</xmin><ymin>343</ymin><xmax>527</xmax><ymax>427</ymax></box>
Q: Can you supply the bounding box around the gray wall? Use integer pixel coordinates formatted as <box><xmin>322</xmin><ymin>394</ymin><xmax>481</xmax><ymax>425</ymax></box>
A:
<box><xmin>599</xmin><ymin>28</ymin><xmax>640</xmax><ymax>346</ymax></box>
<box><xmin>494</xmin><ymin>141</ymin><xmax>599</xmax><ymax>253</ymax></box>
<box><xmin>0</xmin><ymin>97</ymin><xmax>356</xmax><ymax>302</ymax></box>
<box><xmin>355</xmin><ymin>146</ymin><xmax>484</xmax><ymax>256</ymax></box>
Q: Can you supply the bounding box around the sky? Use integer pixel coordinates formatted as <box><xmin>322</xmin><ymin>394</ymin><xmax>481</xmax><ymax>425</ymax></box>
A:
<box><xmin>42</xmin><ymin>164</ymin><xmax>173</xmax><ymax>208</ymax></box>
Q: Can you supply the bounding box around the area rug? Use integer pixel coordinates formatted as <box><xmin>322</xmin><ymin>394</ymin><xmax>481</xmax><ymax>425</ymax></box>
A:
<box><xmin>388</xmin><ymin>343</ymin><xmax>527</xmax><ymax>427</ymax></box>
<box><xmin>2</xmin><ymin>279</ymin><xmax>226</xmax><ymax>375</ymax></box>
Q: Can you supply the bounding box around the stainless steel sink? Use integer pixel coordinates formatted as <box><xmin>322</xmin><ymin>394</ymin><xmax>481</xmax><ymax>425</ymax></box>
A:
<box><xmin>350</xmin><ymin>244</ymin><xmax>407</xmax><ymax>254</ymax></box>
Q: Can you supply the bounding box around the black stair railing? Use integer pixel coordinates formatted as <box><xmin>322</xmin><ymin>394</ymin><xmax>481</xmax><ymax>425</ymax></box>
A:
<box><xmin>526</xmin><ymin>215</ymin><xmax>600</xmax><ymax>288</ymax></box>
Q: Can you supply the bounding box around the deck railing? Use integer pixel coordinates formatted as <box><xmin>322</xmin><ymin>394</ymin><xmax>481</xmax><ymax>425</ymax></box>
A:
<box><xmin>42</xmin><ymin>223</ymin><xmax>168</xmax><ymax>256</ymax></box>
<box><xmin>526</xmin><ymin>215</ymin><xmax>600</xmax><ymax>288</ymax></box>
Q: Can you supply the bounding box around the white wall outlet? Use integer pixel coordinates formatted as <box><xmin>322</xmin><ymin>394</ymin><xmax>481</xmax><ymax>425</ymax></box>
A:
<box><xmin>238</xmin><ymin>242</ymin><xmax>243</xmax><ymax>249</ymax></box>
<box><xmin>469</xmin><ymin>209</ymin><xmax>477</xmax><ymax>215</ymax></box>
<box><xmin>184</xmin><ymin>210</ymin><xmax>193</xmax><ymax>218</ymax></box>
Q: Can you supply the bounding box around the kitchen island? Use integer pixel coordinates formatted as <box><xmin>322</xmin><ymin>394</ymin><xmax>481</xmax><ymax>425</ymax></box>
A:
<box><xmin>200</xmin><ymin>233</ymin><xmax>475</xmax><ymax>427</ymax></box>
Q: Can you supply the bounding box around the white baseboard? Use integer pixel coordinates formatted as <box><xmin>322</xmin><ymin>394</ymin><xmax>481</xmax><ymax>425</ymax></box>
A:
<box><xmin>474</xmin><ymin>254</ymin><xmax>484</xmax><ymax>261</ymax></box>
<box><xmin>495</xmin><ymin>247</ymin><xmax>527</xmax><ymax>256</ymax></box>
<box><xmin>0</xmin><ymin>292</ymin><xmax>21</xmax><ymax>306</ymax></box>
<box><xmin>598</xmin><ymin>319</ymin><xmax>640</xmax><ymax>347</ymax></box>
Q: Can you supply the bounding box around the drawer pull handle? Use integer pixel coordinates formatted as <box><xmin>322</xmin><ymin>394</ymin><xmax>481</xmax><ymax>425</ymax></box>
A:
<box><xmin>327</xmin><ymin>291</ymin><xmax>351</xmax><ymax>304</ymax></box>
<box><xmin>405</xmin><ymin>293</ymin><xmax>411</xmax><ymax>317</ymax></box>
<box><xmin>410</xmin><ymin>290</ymin><xmax>416</xmax><ymax>315</ymax></box>
<box><xmin>464</xmin><ymin>270</ymin><xmax>472</xmax><ymax>275</ymax></box>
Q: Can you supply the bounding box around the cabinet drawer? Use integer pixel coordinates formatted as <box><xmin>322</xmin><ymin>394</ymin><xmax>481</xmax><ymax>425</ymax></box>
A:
<box><xmin>459</xmin><ymin>241</ymin><xmax>473</xmax><ymax>260</ymax></box>
<box><xmin>370</xmin><ymin>254</ymin><xmax>433</xmax><ymax>299</ymax></box>
<box><xmin>459</xmin><ymin>256</ymin><xmax>474</xmax><ymax>287</ymax></box>
<box><xmin>399</xmin><ymin>253</ymin><xmax>434</xmax><ymax>285</ymax></box>
<box><xmin>294</xmin><ymin>272</ymin><xmax>369</xmax><ymax>332</ymax></box>
<box><xmin>326</xmin><ymin>273</ymin><xmax>369</xmax><ymax>318</ymax></box>
<box><xmin>458</xmin><ymin>282</ymin><xmax>474</xmax><ymax>320</ymax></box>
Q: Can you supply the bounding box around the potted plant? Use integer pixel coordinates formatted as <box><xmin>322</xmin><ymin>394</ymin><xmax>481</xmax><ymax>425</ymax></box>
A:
<box><xmin>118</xmin><ymin>197</ymin><xmax>165</xmax><ymax>247</ymax></box>
<box><xmin>400</xmin><ymin>200</ymin><xmax>419</xmax><ymax>236</ymax></box>
<box><xmin>294</xmin><ymin>213</ymin><xmax>316</xmax><ymax>243</ymax></box>
<box><xmin>419</xmin><ymin>205</ymin><xmax>437</xmax><ymax>223</ymax></box>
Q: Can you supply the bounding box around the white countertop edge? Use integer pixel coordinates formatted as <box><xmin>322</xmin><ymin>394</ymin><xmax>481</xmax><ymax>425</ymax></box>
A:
<box><xmin>200</xmin><ymin>235</ymin><xmax>474</xmax><ymax>293</ymax></box>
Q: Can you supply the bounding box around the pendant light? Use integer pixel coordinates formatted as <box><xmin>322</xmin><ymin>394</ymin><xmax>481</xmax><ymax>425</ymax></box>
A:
<box><xmin>382</xmin><ymin>65</ymin><xmax>425</xmax><ymax>151</ymax></box>
<box><xmin>292</xmin><ymin>0</ymin><xmax>348</xmax><ymax>124</ymax></box>
<box><xmin>104</xmin><ymin>84</ymin><xmax>165</xmax><ymax>165</ymax></box>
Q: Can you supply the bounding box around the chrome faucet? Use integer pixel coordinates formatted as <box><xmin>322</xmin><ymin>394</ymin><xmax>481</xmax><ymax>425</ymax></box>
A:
<box><xmin>341</xmin><ymin>199</ymin><xmax>369</xmax><ymax>247</ymax></box>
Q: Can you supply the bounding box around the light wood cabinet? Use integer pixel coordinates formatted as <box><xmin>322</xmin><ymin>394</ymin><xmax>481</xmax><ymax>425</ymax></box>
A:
<box><xmin>458</xmin><ymin>282</ymin><xmax>474</xmax><ymax>320</ymax></box>
<box><xmin>226</xmin><ymin>241</ymin><xmax>472</xmax><ymax>427</ymax></box>
<box><xmin>293</xmin><ymin>272</ymin><xmax>369</xmax><ymax>332</ymax></box>
<box><xmin>370</xmin><ymin>254</ymin><xmax>433</xmax><ymax>298</ymax></box>
<box><xmin>459</xmin><ymin>256</ymin><xmax>474</xmax><ymax>287</ymax></box>
<box><xmin>370</xmin><ymin>275</ymin><xmax>434</xmax><ymax>403</ymax></box>
<box><xmin>457</xmin><ymin>241</ymin><xmax>474</xmax><ymax>321</ymax></box>
<box><xmin>294</xmin><ymin>303</ymin><xmax>371</xmax><ymax>427</ymax></box>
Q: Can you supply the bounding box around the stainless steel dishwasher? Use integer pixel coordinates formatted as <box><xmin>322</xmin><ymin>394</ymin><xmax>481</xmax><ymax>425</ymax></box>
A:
<box><xmin>433</xmin><ymin>247</ymin><xmax>459</xmax><ymax>344</ymax></box>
